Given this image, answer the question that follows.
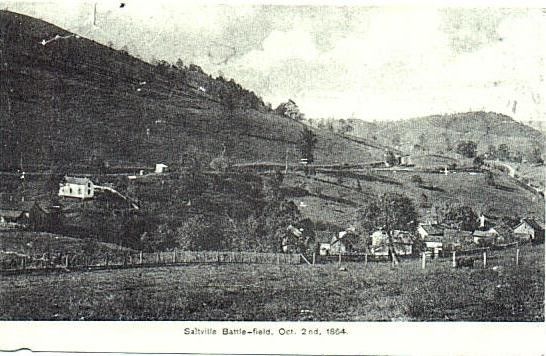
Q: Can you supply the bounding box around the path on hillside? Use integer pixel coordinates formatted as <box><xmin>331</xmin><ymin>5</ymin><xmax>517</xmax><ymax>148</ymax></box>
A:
<box><xmin>93</xmin><ymin>185</ymin><xmax>140</xmax><ymax>210</ymax></box>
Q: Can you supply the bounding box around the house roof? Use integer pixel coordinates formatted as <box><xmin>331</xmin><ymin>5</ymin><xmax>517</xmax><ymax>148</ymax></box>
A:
<box><xmin>0</xmin><ymin>200</ymin><xmax>35</xmax><ymax>212</ymax></box>
<box><xmin>0</xmin><ymin>209</ymin><xmax>25</xmax><ymax>219</ymax></box>
<box><xmin>443</xmin><ymin>229</ymin><xmax>472</xmax><ymax>242</ymax></box>
<box><xmin>518</xmin><ymin>218</ymin><xmax>545</xmax><ymax>232</ymax></box>
<box><xmin>419</xmin><ymin>224</ymin><xmax>444</xmax><ymax>236</ymax></box>
<box><xmin>64</xmin><ymin>176</ymin><xmax>92</xmax><ymax>185</ymax></box>
<box><xmin>473</xmin><ymin>230</ymin><xmax>497</xmax><ymax>238</ymax></box>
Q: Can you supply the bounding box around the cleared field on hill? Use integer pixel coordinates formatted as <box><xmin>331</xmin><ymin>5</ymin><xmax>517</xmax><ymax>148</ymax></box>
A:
<box><xmin>284</xmin><ymin>168</ymin><xmax>544</xmax><ymax>227</ymax></box>
<box><xmin>0</xmin><ymin>244</ymin><xmax>542</xmax><ymax>321</ymax></box>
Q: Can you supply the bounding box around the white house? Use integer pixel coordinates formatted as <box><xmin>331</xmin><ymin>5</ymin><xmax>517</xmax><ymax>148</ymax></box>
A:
<box><xmin>155</xmin><ymin>163</ymin><xmax>168</xmax><ymax>173</ymax></box>
<box><xmin>58</xmin><ymin>176</ymin><xmax>94</xmax><ymax>199</ymax></box>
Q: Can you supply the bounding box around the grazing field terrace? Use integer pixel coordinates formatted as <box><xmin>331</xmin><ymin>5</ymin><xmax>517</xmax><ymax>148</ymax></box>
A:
<box><xmin>0</xmin><ymin>243</ymin><xmax>542</xmax><ymax>321</ymax></box>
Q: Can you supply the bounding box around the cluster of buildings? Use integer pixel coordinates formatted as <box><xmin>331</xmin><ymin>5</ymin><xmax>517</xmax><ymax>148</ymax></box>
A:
<box><xmin>313</xmin><ymin>215</ymin><xmax>544</xmax><ymax>258</ymax></box>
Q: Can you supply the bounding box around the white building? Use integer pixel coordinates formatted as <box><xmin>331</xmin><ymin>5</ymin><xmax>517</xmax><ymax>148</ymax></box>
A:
<box><xmin>58</xmin><ymin>176</ymin><xmax>94</xmax><ymax>199</ymax></box>
<box><xmin>155</xmin><ymin>163</ymin><xmax>168</xmax><ymax>173</ymax></box>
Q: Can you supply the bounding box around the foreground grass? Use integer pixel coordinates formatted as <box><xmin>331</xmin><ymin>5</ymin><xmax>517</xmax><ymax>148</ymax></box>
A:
<box><xmin>0</xmin><ymin>244</ymin><xmax>543</xmax><ymax>321</ymax></box>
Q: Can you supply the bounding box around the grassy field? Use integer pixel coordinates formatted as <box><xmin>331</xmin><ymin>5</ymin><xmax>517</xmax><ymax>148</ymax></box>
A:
<box><xmin>0</xmin><ymin>243</ymin><xmax>542</xmax><ymax>321</ymax></box>
<box><xmin>283</xmin><ymin>167</ymin><xmax>544</xmax><ymax>228</ymax></box>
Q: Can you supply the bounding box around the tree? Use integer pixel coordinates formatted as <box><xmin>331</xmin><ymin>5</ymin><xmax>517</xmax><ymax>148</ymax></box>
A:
<box><xmin>487</xmin><ymin>144</ymin><xmax>497</xmax><ymax>159</ymax></box>
<box><xmin>275</xmin><ymin>99</ymin><xmax>304</xmax><ymax>121</ymax></box>
<box><xmin>384</xmin><ymin>151</ymin><xmax>398</xmax><ymax>166</ymax></box>
<box><xmin>497</xmin><ymin>144</ymin><xmax>510</xmax><ymax>161</ymax></box>
<box><xmin>174</xmin><ymin>215</ymin><xmax>227</xmax><ymax>251</ymax></box>
<box><xmin>358</xmin><ymin>193</ymin><xmax>418</xmax><ymax>265</ymax></box>
<box><xmin>410</xmin><ymin>175</ymin><xmax>423</xmax><ymax>186</ymax></box>
<box><xmin>529</xmin><ymin>145</ymin><xmax>544</xmax><ymax>164</ymax></box>
<box><xmin>299</xmin><ymin>127</ymin><xmax>318</xmax><ymax>171</ymax></box>
<box><xmin>456</xmin><ymin>141</ymin><xmax>478</xmax><ymax>158</ymax></box>
<box><xmin>392</xmin><ymin>133</ymin><xmax>401</xmax><ymax>147</ymax></box>
<box><xmin>443</xmin><ymin>206</ymin><xmax>478</xmax><ymax>231</ymax></box>
<box><xmin>473</xmin><ymin>155</ymin><xmax>485</xmax><ymax>168</ymax></box>
<box><xmin>485</xmin><ymin>170</ymin><xmax>495</xmax><ymax>186</ymax></box>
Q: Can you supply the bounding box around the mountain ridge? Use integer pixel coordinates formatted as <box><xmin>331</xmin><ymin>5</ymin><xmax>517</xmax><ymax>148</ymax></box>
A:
<box><xmin>0</xmin><ymin>10</ymin><xmax>385</xmax><ymax>171</ymax></box>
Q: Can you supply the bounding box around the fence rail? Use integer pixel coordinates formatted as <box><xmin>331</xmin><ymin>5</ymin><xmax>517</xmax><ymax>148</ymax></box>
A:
<box><xmin>0</xmin><ymin>250</ymin><xmax>301</xmax><ymax>274</ymax></box>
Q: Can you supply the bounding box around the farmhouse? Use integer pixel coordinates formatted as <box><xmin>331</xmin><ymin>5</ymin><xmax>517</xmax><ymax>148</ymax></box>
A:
<box><xmin>58</xmin><ymin>176</ymin><xmax>94</xmax><ymax>199</ymax></box>
<box><xmin>370</xmin><ymin>229</ymin><xmax>414</xmax><ymax>256</ymax></box>
<box><xmin>513</xmin><ymin>218</ymin><xmax>545</xmax><ymax>242</ymax></box>
<box><xmin>417</xmin><ymin>224</ymin><xmax>444</xmax><ymax>240</ymax></box>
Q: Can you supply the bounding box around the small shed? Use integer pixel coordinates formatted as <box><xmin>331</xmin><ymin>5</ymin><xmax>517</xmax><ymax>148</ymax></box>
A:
<box><xmin>155</xmin><ymin>163</ymin><xmax>168</xmax><ymax>173</ymax></box>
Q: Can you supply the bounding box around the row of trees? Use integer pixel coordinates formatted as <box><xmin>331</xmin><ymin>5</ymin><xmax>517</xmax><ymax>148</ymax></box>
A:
<box><xmin>457</xmin><ymin>141</ymin><xmax>543</xmax><ymax>164</ymax></box>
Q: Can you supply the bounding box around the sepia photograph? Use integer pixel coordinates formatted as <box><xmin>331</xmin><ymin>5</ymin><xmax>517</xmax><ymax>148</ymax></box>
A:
<box><xmin>0</xmin><ymin>0</ymin><xmax>544</xmax><ymax>331</ymax></box>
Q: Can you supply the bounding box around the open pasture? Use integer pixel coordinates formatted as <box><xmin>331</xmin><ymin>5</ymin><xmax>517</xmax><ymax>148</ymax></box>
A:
<box><xmin>0</xmin><ymin>244</ymin><xmax>542</xmax><ymax>321</ymax></box>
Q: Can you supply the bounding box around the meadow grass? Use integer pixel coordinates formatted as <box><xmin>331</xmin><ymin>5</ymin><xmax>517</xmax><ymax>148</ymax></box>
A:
<box><xmin>0</xmin><ymin>244</ymin><xmax>542</xmax><ymax>321</ymax></box>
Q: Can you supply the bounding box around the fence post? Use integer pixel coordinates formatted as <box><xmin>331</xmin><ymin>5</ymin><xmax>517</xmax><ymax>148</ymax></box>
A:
<box><xmin>312</xmin><ymin>252</ymin><xmax>316</xmax><ymax>265</ymax></box>
<box><xmin>452</xmin><ymin>251</ymin><xmax>456</xmax><ymax>268</ymax></box>
<box><xmin>516</xmin><ymin>248</ymin><xmax>520</xmax><ymax>266</ymax></box>
<box><xmin>483</xmin><ymin>251</ymin><xmax>487</xmax><ymax>268</ymax></box>
<box><xmin>364</xmin><ymin>253</ymin><xmax>368</xmax><ymax>266</ymax></box>
<box><xmin>139</xmin><ymin>251</ymin><xmax>143</xmax><ymax>265</ymax></box>
<box><xmin>65</xmin><ymin>255</ymin><xmax>69</xmax><ymax>268</ymax></box>
<box><xmin>173</xmin><ymin>250</ymin><xmax>176</xmax><ymax>264</ymax></box>
<box><xmin>156</xmin><ymin>252</ymin><xmax>160</xmax><ymax>264</ymax></box>
<box><xmin>421</xmin><ymin>252</ymin><xmax>426</xmax><ymax>270</ymax></box>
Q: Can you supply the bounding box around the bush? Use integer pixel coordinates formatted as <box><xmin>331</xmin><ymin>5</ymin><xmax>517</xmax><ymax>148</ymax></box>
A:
<box><xmin>410</xmin><ymin>175</ymin><xmax>423</xmax><ymax>185</ymax></box>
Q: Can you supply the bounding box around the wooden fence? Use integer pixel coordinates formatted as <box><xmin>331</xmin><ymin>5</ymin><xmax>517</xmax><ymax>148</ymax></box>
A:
<box><xmin>0</xmin><ymin>250</ymin><xmax>302</xmax><ymax>273</ymax></box>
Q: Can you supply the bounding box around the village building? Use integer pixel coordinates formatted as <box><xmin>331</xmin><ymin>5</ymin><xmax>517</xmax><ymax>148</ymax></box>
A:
<box><xmin>314</xmin><ymin>231</ymin><xmax>333</xmax><ymax>256</ymax></box>
<box><xmin>472</xmin><ymin>228</ymin><xmax>499</xmax><ymax>246</ymax></box>
<box><xmin>399</xmin><ymin>155</ymin><xmax>413</xmax><ymax>166</ymax></box>
<box><xmin>417</xmin><ymin>224</ymin><xmax>444</xmax><ymax>240</ymax></box>
<box><xmin>0</xmin><ymin>209</ymin><xmax>29</xmax><ymax>226</ymax></box>
<box><xmin>58</xmin><ymin>176</ymin><xmax>94</xmax><ymax>199</ymax></box>
<box><xmin>0</xmin><ymin>201</ymin><xmax>33</xmax><ymax>227</ymax></box>
<box><xmin>155</xmin><ymin>163</ymin><xmax>168</xmax><ymax>173</ymax></box>
<box><xmin>513</xmin><ymin>218</ymin><xmax>545</xmax><ymax>242</ymax></box>
<box><xmin>370</xmin><ymin>229</ymin><xmax>414</xmax><ymax>256</ymax></box>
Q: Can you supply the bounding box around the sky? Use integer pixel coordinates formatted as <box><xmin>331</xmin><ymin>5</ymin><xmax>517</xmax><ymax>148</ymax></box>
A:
<box><xmin>3</xmin><ymin>1</ymin><xmax>545</xmax><ymax>122</ymax></box>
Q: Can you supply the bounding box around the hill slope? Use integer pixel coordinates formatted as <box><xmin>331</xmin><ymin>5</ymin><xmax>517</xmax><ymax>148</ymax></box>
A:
<box><xmin>322</xmin><ymin>112</ymin><xmax>545</xmax><ymax>159</ymax></box>
<box><xmin>0</xmin><ymin>10</ymin><xmax>384</xmax><ymax>171</ymax></box>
